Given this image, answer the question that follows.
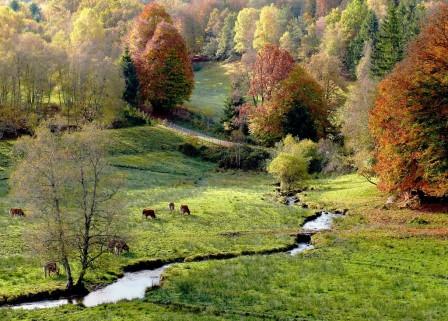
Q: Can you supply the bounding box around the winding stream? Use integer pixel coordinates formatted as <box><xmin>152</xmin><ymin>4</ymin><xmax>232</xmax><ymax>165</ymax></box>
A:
<box><xmin>9</xmin><ymin>212</ymin><xmax>342</xmax><ymax>310</ymax></box>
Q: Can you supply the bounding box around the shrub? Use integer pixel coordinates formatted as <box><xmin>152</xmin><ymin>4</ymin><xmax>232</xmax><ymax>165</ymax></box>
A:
<box><xmin>111</xmin><ymin>106</ymin><xmax>150</xmax><ymax>129</ymax></box>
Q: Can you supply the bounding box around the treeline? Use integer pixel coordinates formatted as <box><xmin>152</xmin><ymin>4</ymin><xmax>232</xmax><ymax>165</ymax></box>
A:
<box><xmin>0</xmin><ymin>0</ymin><xmax>143</xmax><ymax>138</ymax></box>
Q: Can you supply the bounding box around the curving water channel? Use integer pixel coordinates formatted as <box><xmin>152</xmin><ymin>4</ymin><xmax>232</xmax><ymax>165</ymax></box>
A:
<box><xmin>9</xmin><ymin>211</ymin><xmax>342</xmax><ymax>310</ymax></box>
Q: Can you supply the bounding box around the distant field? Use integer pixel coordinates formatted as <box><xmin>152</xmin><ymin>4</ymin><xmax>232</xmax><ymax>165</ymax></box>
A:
<box><xmin>185</xmin><ymin>63</ymin><xmax>237</xmax><ymax>121</ymax></box>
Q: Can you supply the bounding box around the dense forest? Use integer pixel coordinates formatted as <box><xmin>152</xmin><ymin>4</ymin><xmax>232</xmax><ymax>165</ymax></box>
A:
<box><xmin>0</xmin><ymin>0</ymin><xmax>445</xmax><ymax>202</ymax></box>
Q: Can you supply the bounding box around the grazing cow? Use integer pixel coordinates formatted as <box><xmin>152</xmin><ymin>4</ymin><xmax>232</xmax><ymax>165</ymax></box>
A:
<box><xmin>108</xmin><ymin>239</ymin><xmax>129</xmax><ymax>256</ymax></box>
<box><xmin>142</xmin><ymin>209</ymin><xmax>156</xmax><ymax>219</ymax></box>
<box><xmin>169</xmin><ymin>202</ymin><xmax>175</xmax><ymax>212</ymax></box>
<box><xmin>43</xmin><ymin>261</ymin><xmax>59</xmax><ymax>278</ymax></box>
<box><xmin>10</xmin><ymin>208</ymin><xmax>25</xmax><ymax>217</ymax></box>
<box><xmin>180</xmin><ymin>205</ymin><xmax>190</xmax><ymax>215</ymax></box>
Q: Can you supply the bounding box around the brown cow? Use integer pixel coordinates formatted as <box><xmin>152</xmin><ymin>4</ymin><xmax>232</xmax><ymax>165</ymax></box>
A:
<box><xmin>142</xmin><ymin>209</ymin><xmax>156</xmax><ymax>219</ymax></box>
<box><xmin>43</xmin><ymin>261</ymin><xmax>59</xmax><ymax>278</ymax></box>
<box><xmin>10</xmin><ymin>208</ymin><xmax>25</xmax><ymax>217</ymax></box>
<box><xmin>108</xmin><ymin>239</ymin><xmax>129</xmax><ymax>256</ymax></box>
<box><xmin>180</xmin><ymin>205</ymin><xmax>190</xmax><ymax>215</ymax></box>
<box><xmin>169</xmin><ymin>202</ymin><xmax>175</xmax><ymax>212</ymax></box>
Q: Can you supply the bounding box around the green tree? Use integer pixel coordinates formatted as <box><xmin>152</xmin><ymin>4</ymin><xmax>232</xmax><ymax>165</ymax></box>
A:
<box><xmin>29</xmin><ymin>2</ymin><xmax>42</xmax><ymax>22</ymax></box>
<box><xmin>267</xmin><ymin>135</ymin><xmax>316</xmax><ymax>191</ymax></box>
<box><xmin>121</xmin><ymin>48</ymin><xmax>140</xmax><ymax>108</ymax></box>
<box><xmin>9</xmin><ymin>0</ymin><xmax>20</xmax><ymax>12</ymax></box>
<box><xmin>370</xmin><ymin>1</ymin><xmax>420</xmax><ymax>78</ymax></box>
<box><xmin>345</xmin><ymin>10</ymin><xmax>378</xmax><ymax>77</ymax></box>
<box><xmin>217</xmin><ymin>12</ymin><xmax>237</xmax><ymax>59</ymax></box>
<box><xmin>234</xmin><ymin>8</ymin><xmax>259</xmax><ymax>54</ymax></box>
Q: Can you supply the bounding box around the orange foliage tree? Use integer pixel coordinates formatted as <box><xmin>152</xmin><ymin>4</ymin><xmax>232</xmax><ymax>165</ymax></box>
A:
<box><xmin>249</xmin><ymin>65</ymin><xmax>326</xmax><ymax>144</ymax></box>
<box><xmin>249</xmin><ymin>44</ymin><xmax>295</xmax><ymax>106</ymax></box>
<box><xmin>128</xmin><ymin>3</ymin><xmax>193</xmax><ymax>111</ymax></box>
<box><xmin>369</xmin><ymin>3</ymin><xmax>448</xmax><ymax>198</ymax></box>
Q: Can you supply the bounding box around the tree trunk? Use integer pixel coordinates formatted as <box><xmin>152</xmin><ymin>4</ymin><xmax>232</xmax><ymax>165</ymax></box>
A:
<box><xmin>62</xmin><ymin>257</ymin><xmax>74</xmax><ymax>290</ymax></box>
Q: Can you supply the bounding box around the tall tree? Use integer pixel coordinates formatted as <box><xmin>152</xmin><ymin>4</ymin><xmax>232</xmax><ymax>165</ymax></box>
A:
<box><xmin>139</xmin><ymin>21</ymin><xmax>194</xmax><ymax>111</ymax></box>
<box><xmin>12</xmin><ymin>126</ymin><xmax>125</xmax><ymax>290</ymax></box>
<box><xmin>216</xmin><ymin>12</ymin><xmax>237</xmax><ymax>59</ymax></box>
<box><xmin>253</xmin><ymin>4</ymin><xmax>287</xmax><ymax>51</ymax></box>
<box><xmin>234</xmin><ymin>8</ymin><xmax>259</xmax><ymax>54</ymax></box>
<box><xmin>370</xmin><ymin>3</ymin><xmax>448</xmax><ymax>198</ymax></box>
<box><xmin>121</xmin><ymin>48</ymin><xmax>140</xmax><ymax>108</ymax></box>
<box><xmin>249</xmin><ymin>44</ymin><xmax>294</xmax><ymax>106</ymax></box>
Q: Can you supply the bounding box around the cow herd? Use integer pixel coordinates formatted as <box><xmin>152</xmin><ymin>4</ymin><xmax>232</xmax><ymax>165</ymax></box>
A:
<box><xmin>142</xmin><ymin>202</ymin><xmax>191</xmax><ymax>220</ymax></box>
<box><xmin>8</xmin><ymin>202</ymin><xmax>192</xmax><ymax>278</ymax></box>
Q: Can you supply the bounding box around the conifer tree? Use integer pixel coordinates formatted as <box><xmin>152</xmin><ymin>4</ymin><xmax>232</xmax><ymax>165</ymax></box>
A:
<box><xmin>370</xmin><ymin>2</ymin><xmax>402</xmax><ymax>77</ymax></box>
<box><xmin>346</xmin><ymin>10</ymin><xmax>378</xmax><ymax>78</ymax></box>
<box><xmin>121</xmin><ymin>49</ymin><xmax>140</xmax><ymax>108</ymax></box>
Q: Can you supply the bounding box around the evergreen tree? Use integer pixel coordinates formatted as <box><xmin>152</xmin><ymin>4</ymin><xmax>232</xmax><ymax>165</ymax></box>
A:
<box><xmin>9</xmin><ymin>0</ymin><xmax>20</xmax><ymax>12</ymax></box>
<box><xmin>222</xmin><ymin>94</ymin><xmax>245</xmax><ymax>133</ymax></box>
<box><xmin>29</xmin><ymin>3</ymin><xmax>42</xmax><ymax>22</ymax></box>
<box><xmin>370</xmin><ymin>1</ymin><xmax>419</xmax><ymax>78</ymax></box>
<box><xmin>121</xmin><ymin>49</ymin><xmax>140</xmax><ymax>108</ymax></box>
<box><xmin>345</xmin><ymin>10</ymin><xmax>378</xmax><ymax>78</ymax></box>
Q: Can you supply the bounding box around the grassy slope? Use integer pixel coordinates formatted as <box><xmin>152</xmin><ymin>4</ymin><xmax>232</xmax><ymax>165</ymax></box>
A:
<box><xmin>2</xmin><ymin>131</ymin><xmax>448</xmax><ymax>320</ymax></box>
<box><xmin>0</xmin><ymin>126</ymin><xmax>308</xmax><ymax>301</ymax></box>
<box><xmin>184</xmin><ymin>63</ymin><xmax>236</xmax><ymax>121</ymax></box>
<box><xmin>143</xmin><ymin>175</ymin><xmax>448</xmax><ymax>321</ymax></box>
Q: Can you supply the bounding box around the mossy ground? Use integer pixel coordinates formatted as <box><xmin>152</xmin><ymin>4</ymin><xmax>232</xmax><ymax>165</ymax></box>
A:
<box><xmin>1</xmin><ymin>129</ymin><xmax>447</xmax><ymax>321</ymax></box>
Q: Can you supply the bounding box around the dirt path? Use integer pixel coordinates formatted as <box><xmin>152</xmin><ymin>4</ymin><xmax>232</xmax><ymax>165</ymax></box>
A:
<box><xmin>158</xmin><ymin>122</ymin><xmax>235</xmax><ymax>147</ymax></box>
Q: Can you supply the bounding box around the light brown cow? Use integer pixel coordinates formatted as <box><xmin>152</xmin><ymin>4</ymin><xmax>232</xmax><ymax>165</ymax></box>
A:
<box><xmin>108</xmin><ymin>239</ymin><xmax>129</xmax><ymax>256</ymax></box>
<box><xmin>169</xmin><ymin>202</ymin><xmax>175</xmax><ymax>212</ymax></box>
<box><xmin>10</xmin><ymin>208</ymin><xmax>25</xmax><ymax>217</ymax></box>
<box><xmin>180</xmin><ymin>205</ymin><xmax>190</xmax><ymax>215</ymax></box>
<box><xmin>43</xmin><ymin>261</ymin><xmax>59</xmax><ymax>278</ymax></box>
<box><xmin>142</xmin><ymin>209</ymin><xmax>156</xmax><ymax>219</ymax></box>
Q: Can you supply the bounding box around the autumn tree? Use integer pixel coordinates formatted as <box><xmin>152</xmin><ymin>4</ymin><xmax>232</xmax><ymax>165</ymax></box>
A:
<box><xmin>369</xmin><ymin>3</ymin><xmax>448</xmax><ymax>198</ymax></box>
<box><xmin>342</xmin><ymin>43</ymin><xmax>377</xmax><ymax>182</ymax></box>
<box><xmin>129</xmin><ymin>3</ymin><xmax>193</xmax><ymax>111</ymax></box>
<box><xmin>249</xmin><ymin>65</ymin><xmax>326</xmax><ymax>144</ymax></box>
<box><xmin>128</xmin><ymin>3</ymin><xmax>172</xmax><ymax>66</ymax></box>
<box><xmin>249</xmin><ymin>44</ymin><xmax>294</xmax><ymax>106</ymax></box>
<box><xmin>139</xmin><ymin>21</ymin><xmax>194</xmax><ymax>110</ymax></box>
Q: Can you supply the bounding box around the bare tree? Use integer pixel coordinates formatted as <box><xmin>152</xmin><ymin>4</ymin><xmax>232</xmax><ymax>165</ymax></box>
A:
<box><xmin>11</xmin><ymin>125</ymin><xmax>125</xmax><ymax>291</ymax></box>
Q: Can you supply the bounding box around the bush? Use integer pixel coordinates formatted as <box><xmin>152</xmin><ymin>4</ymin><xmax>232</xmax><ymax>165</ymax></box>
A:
<box><xmin>267</xmin><ymin>135</ymin><xmax>316</xmax><ymax>191</ymax></box>
<box><xmin>178</xmin><ymin>142</ymin><xmax>269</xmax><ymax>171</ymax></box>
<box><xmin>111</xmin><ymin>106</ymin><xmax>150</xmax><ymax>129</ymax></box>
<box><xmin>178</xmin><ymin>143</ymin><xmax>200</xmax><ymax>157</ymax></box>
<box><xmin>0</xmin><ymin>106</ymin><xmax>33</xmax><ymax>139</ymax></box>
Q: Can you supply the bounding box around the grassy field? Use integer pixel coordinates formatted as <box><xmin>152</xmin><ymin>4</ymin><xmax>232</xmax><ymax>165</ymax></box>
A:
<box><xmin>184</xmin><ymin>63</ymin><xmax>236</xmax><ymax>121</ymax></box>
<box><xmin>0</xmin><ymin>126</ymin><xmax>308</xmax><ymax>302</ymax></box>
<box><xmin>1</xmin><ymin>128</ymin><xmax>447</xmax><ymax>321</ymax></box>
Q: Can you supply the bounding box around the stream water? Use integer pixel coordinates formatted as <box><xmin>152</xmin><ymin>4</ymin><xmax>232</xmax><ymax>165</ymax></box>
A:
<box><xmin>9</xmin><ymin>212</ymin><xmax>342</xmax><ymax>310</ymax></box>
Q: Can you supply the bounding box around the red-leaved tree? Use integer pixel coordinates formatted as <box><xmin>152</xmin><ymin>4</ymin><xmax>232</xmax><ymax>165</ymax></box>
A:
<box><xmin>128</xmin><ymin>3</ymin><xmax>194</xmax><ymax>111</ymax></box>
<box><xmin>140</xmin><ymin>21</ymin><xmax>194</xmax><ymax>110</ymax></box>
<box><xmin>249</xmin><ymin>44</ymin><xmax>295</xmax><ymax>106</ymax></box>
<box><xmin>369</xmin><ymin>3</ymin><xmax>448</xmax><ymax>198</ymax></box>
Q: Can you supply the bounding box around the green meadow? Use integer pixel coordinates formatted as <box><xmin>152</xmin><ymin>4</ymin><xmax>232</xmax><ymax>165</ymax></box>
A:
<box><xmin>184</xmin><ymin>63</ymin><xmax>235</xmax><ymax>121</ymax></box>
<box><xmin>1</xmin><ymin>128</ymin><xmax>447</xmax><ymax>321</ymax></box>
